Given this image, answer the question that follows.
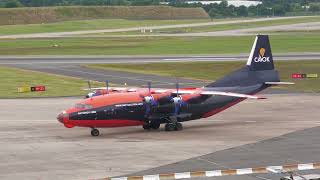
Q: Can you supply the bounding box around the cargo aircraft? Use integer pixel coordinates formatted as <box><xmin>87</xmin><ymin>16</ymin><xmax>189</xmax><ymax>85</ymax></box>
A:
<box><xmin>57</xmin><ymin>35</ymin><xmax>293</xmax><ymax>136</ymax></box>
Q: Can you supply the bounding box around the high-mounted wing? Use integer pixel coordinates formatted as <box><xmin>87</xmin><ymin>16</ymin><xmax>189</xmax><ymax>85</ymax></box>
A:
<box><xmin>83</xmin><ymin>87</ymin><xmax>138</xmax><ymax>92</ymax></box>
<box><xmin>160</xmin><ymin>89</ymin><xmax>266</xmax><ymax>99</ymax></box>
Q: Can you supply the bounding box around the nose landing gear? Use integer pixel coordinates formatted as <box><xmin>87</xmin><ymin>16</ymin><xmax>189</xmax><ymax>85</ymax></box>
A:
<box><xmin>91</xmin><ymin>128</ymin><xmax>100</xmax><ymax>136</ymax></box>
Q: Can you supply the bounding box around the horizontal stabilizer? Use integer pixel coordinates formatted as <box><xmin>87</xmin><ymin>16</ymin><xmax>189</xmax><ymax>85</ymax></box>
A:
<box><xmin>265</xmin><ymin>82</ymin><xmax>295</xmax><ymax>85</ymax></box>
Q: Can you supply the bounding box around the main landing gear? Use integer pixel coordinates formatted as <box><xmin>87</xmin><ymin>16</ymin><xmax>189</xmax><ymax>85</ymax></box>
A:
<box><xmin>165</xmin><ymin>122</ymin><xmax>183</xmax><ymax>131</ymax></box>
<box><xmin>91</xmin><ymin>128</ymin><xmax>100</xmax><ymax>136</ymax></box>
<box><xmin>143</xmin><ymin>117</ymin><xmax>183</xmax><ymax>131</ymax></box>
<box><xmin>164</xmin><ymin>117</ymin><xmax>183</xmax><ymax>131</ymax></box>
<box><xmin>143</xmin><ymin>121</ymin><xmax>161</xmax><ymax>130</ymax></box>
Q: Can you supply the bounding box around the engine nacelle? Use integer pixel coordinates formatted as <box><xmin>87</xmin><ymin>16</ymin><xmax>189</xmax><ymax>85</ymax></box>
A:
<box><xmin>86</xmin><ymin>92</ymin><xmax>95</xmax><ymax>98</ymax></box>
<box><xmin>144</xmin><ymin>96</ymin><xmax>154</xmax><ymax>103</ymax></box>
<box><xmin>172</xmin><ymin>96</ymin><xmax>183</xmax><ymax>104</ymax></box>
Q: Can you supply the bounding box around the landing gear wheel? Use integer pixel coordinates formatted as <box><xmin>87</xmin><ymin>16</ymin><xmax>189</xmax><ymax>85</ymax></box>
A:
<box><xmin>165</xmin><ymin>123</ymin><xmax>176</xmax><ymax>131</ymax></box>
<box><xmin>91</xmin><ymin>128</ymin><xmax>100</xmax><ymax>136</ymax></box>
<box><xmin>151</xmin><ymin>121</ymin><xmax>160</xmax><ymax>130</ymax></box>
<box><xmin>143</xmin><ymin>123</ymin><xmax>151</xmax><ymax>130</ymax></box>
<box><xmin>175</xmin><ymin>122</ymin><xmax>183</xmax><ymax>131</ymax></box>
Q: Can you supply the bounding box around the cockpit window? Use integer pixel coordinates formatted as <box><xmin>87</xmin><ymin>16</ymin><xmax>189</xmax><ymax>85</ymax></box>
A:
<box><xmin>74</xmin><ymin>103</ymin><xmax>93</xmax><ymax>109</ymax></box>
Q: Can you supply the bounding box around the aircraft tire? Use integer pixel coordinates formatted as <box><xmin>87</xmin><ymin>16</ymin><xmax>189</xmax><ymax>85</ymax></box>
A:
<box><xmin>91</xmin><ymin>128</ymin><xmax>100</xmax><ymax>136</ymax></box>
<box><xmin>143</xmin><ymin>124</ymin><xmax>151</xmax><ymax>130</ymax></box>
<box><xmin>151</xmin><ymin>121</ymin><xmax>160</xmax><ymax>130</ymax></box>
<box><xmin>165</xmin><ymin>123</ymin><xmax>176</xmax><ymax>131</ymax></box>
<box><xmin>175</xmin><ymin>122</ymin><xmax>183</xmax><ymax>131</ymax></box>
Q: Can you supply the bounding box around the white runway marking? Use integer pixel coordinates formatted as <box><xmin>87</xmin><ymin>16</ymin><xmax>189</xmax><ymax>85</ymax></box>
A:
<box><xmin>163</xmin><ymin>58</ymin><xmax>238</xmax><ymax>61</ymax></box>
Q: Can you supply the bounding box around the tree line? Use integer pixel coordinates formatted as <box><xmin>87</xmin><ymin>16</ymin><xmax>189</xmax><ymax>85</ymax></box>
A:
<box><xmin>0</xmin><ymin>0</ymin><xmax>159</xmax><ymax>7</ymax></box>
<box><xmin>170</xmin><ymin>0</ymin><xmax>320</xmax><ymax>17</ymax></box>
<box><xmin>1</xmin><ymin>0</ymin><xmax>320</xmax><ymax>18</ymax></box>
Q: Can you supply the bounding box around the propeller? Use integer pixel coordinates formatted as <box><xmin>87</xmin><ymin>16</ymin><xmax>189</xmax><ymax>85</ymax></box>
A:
<box><xmin>171</xmin><ymin>82</ymin><xmax>187</xmax><ymax>116</ymax></box>
<box><xmin>143</xmin><ymin>81</ymin><xmax>187</xmax><ymax>117</ymax></box>
<box><xmin>143</xmin><ymin>82</ymin><xmax>158</xmax><ymax>117</ymax></box>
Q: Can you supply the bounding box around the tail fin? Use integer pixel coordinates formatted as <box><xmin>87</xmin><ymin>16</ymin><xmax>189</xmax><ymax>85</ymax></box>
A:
<box><xmin>206</xmin><ymin>35</ymin><xmax>280</xmax><ymax>87</ymax></box>
<box><xmin>246</xmin><ymin>35</ymin><xmax>274</xmax><ymax>71</ymax></box>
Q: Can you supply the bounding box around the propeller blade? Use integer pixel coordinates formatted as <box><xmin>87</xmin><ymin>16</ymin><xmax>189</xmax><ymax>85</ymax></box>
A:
<box><xmin>176</xmin><ymin>82</ymin><xmax>179</xmax><ymax>96</ymax></box>
<box><xmin>87</xmin><ymin>80</ymin><xmax>91</xmax><ymax>90</ymax></box>
<box><xmin>148</xmin><ymin>82</ymin><xmax>151</xmax><ymax>96</ymax></box>
<box><xmin>106</xmin><ymin>80</ymin><xmax>109</xmax><ymax>94</ymax></box>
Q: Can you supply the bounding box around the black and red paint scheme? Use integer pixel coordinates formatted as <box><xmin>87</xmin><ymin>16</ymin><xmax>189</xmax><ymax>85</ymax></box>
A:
<box><xmin>57</xmin><ymin>35</ymin><xmax>294</xmax><ymax>136</ymax></box>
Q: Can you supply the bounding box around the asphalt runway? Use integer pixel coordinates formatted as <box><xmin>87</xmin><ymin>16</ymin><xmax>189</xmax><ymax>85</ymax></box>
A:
<box><xmin>0</xmin><ymin>93</ymin><xmax>319</xmax><ymax>180</ymax></box>
<box><xmin>1</xmin><ymin>53</ymin><xmax>320</xmax><ymax>65</ymax></box>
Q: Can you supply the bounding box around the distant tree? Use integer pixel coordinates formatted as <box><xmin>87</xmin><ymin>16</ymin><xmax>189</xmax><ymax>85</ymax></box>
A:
<box><xmin>218</xmin><ymin>0</ymin><xmax>228</xmax><ymax>10</ymax></box>
<box><xmin>131</xmin><ymin>0</ymin><xmax>159</xmax><ymax>6</ymax></box>
<box><xmin>291</xmin><ymin>3</ymin><xmax>304</xmax><ymax>12</ymax></box>
<box><xmin>236</xmin><ymin>5</ymin><xmax>248</xmax><ymax>17</ymax></box>
<box><xmin>248</xmin><ymin>5</ymin><xmax>258</xmax><ymax>16</ymax></box>
<box><xmin>309</xmin><ymin>3</ymin><xmax>320</xmax><ymax>12</ymax></box>
<box><xmin>273</xmin><ymin>4</ymin><xmax>286</xmax><ymax>15</ymax></box>
<box><xmin>5</xmin><ymin>0</ymin><xmax>23</xmax><ymax>7</ymax></box>
<box><xmin>208</xmin><ymin>8</ymin><xmax>219</xmax><ymax>19</ymax></box>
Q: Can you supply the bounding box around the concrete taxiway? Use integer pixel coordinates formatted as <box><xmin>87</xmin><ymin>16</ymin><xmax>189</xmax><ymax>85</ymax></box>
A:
<box><xmin>1</xmin><ymin>53</ymin><xmax>320</xmax><ymax>87</ymax></box>
<box><xmin>0</xmin><ymin>93</ymin><xmax>319</xmax><ymax>180</ymax></box>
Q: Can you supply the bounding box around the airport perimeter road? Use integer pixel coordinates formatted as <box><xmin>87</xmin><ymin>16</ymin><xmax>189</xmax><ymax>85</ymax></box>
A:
<box><xmin>0</xmin><ymin>94</ymin><xmax>319</xmax><ymax>180</ymax></box>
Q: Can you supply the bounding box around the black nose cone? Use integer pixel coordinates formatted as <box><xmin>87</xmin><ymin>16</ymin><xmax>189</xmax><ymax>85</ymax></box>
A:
<box><xmin>57</xmin><ymin>113</ymin><xmax>64</xmax><ymax>123</ymax></box>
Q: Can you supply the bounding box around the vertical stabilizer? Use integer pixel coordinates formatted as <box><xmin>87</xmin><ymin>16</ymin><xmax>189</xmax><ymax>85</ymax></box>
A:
<box><xmin>206</xmin><ymin>35</ymin><xmax>279</xmax><ymax>87</ymax></box>
<box><xmin>246</xmin><ymin>35</ymin><xmax>274</xmax><ymax>71</ymax></box>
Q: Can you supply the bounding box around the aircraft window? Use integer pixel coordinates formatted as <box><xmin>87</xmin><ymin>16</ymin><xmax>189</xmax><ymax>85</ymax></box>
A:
<box><xmin>84</xmin><ymin>104</ymin><xmax>93</xmax><ymax>109</ymax></box>
<box><xmin>74</xmin><ymin>103</ymin><xmax>93</xmax><ymax>109</ymax></box>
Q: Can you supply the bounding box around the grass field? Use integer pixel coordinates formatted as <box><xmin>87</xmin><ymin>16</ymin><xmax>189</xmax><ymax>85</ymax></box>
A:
<box><xmin>1</xmin><ymin>34</ymin><xmax>320</xmax><ymax>55</ymax></box>
<box><xmin>0</xmin><ymin>19</ymin><xmax>210</xmax><ymax>35</ymax></box>
<box><xmin>0</xmin><ymin>6</ymin><xmax>209</xmax><ymax>26</ymax></box>
<box><xmin>0</xmin><ymin>66</ymin><xmax>103</xmax><ymax>98</ymax></box>
<box><xmin>100</xmin><ymin>16</ymin><xmax>320</xmax><ymax>35</ymax></box>
<box><xmin>153</xmin><ymin>16</ymin><xmax>320</xmax><ymax>33</ymax></box>
<box><xmin>85</xmin><ymin>61</ymin><xmax>320</xmax><ymax>93</ymax></box>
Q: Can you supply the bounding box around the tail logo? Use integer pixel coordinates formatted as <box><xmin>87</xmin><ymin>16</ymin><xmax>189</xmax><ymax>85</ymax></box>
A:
<box><xmin>254</xmin><ymin>48</ymin><xmax>270</xmax><ymax>63</ymax></box>
<box><xmin>259</xmin><ymin>48</ymin><xmax>266</xmax><ymax>57</ymax></box>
